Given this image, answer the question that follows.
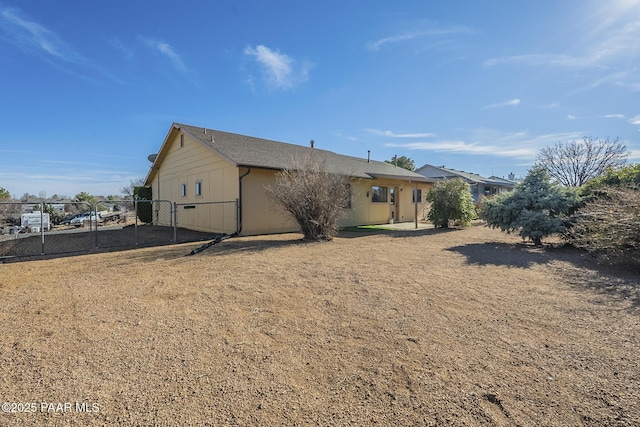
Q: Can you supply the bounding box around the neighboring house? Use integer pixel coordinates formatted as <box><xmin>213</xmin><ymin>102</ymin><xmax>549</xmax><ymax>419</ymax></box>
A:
<box><xmin>144</xmin><ymin>123</ymin><xmax>434</xmax><ymax>235</ymax></box>
<box><xmin>415</xmin><ymin>164</ymin><xmax>516</xmax><ymax>201</ymax></box>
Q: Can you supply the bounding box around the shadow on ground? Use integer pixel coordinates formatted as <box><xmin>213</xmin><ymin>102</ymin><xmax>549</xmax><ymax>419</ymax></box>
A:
<box><xmin>449</xmin><ymin>241</ymin><xmax>640</xmax><ymax>311</ymax></box>
<box><xmin>446</xmin><ymin>241</ymin><xmax>575</xmax><ymax>268</ymax></box>
<box><xmin>338</xmin><ymin>227</ymin><xmax>459</xmax><ymax>239</ymax></box>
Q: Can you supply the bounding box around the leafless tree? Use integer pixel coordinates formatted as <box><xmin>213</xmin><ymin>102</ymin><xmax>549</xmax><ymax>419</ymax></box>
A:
<box><xmin>266</xmin><ymin>154</ymin><xmax>350</xmax><ymax>241</ymax></box>
<box><xmin>121</xmin><ymin>178</ymin><xmax>146</xmax><ymax>198</ymax></box>
<box><xmin>535</xmin><ymin>137</ymin><xmax>628</xmax><ymax>187</ymax></box>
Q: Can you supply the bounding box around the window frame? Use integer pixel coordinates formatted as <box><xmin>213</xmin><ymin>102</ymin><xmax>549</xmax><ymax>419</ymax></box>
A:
<box><xmin>180</xmin><ymin>183</ymin><xmax>187</xmax><ymax>198</ymax></box>
<box><xmin>371</xmin><ymin>185</ymin><xmax>388</xmax><ymax>203</ymax></box>
<box><xmin>195</xmin><ymin>181</ymin><xmax>202</xmax><ymax>197</ymax></box>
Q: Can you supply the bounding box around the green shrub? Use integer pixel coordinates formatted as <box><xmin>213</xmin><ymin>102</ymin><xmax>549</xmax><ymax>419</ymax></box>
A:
<box><xmin>425</xmin><ymin>178</ymin><xmax>476</xmax><ymax>228</ymax></box>
<box><xmin>134</xmin><ymin>186</ymin><xmax>153</xmax><ymax>224</ymax></box>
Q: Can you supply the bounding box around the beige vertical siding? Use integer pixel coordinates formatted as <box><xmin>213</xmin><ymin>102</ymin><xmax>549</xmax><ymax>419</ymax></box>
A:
<box><xmin>240</xmin><ymin>168</ymin><xmax>299</xmax><ymax>235</ymax></box>
<box><xmin>151</xmin><ymin>130</ymin><xmax>238</xmax><ymax>233</ymax></box>
<box><xmin>340</xmin><ymin>179</ymin><xmax>432</xmax><ymax>227</ymax></box>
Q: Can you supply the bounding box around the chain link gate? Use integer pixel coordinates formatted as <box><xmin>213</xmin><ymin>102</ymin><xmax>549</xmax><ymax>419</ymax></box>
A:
<box><xmin>93</xmin><ymin>200</ymin><xmax>174</xmax><ymax>250</ymax></box>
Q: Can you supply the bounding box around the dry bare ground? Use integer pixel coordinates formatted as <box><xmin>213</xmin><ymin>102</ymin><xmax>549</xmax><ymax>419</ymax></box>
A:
<box><xmin>0</xmin><ymin>223</ymin><xmax>638</xmax><ymax>426</ymax></box>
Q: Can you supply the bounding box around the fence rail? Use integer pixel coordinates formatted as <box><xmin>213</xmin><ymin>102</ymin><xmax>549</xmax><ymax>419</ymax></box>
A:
<box><xmin>0</xmin><ymin>199</ymin><xmax>238</xmax><ymax>260</ymax></box>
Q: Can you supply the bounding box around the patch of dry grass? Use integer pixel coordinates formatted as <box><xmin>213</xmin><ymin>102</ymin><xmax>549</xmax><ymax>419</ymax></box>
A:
<box><xmin>0</xmin><ymin>224</ymin><xmax>638</xmax><ymax>426</ymax></box>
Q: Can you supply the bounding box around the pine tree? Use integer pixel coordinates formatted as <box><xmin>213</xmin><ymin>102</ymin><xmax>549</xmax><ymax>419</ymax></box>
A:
<box><xmin>480</xmin><ymin>168</ymin><xmax>581</xmax><ymax>245</ymax></box>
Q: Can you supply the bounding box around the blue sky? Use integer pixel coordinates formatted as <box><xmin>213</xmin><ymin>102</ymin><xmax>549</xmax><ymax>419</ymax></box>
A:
<box><xmin>1</xmin><ymin>0</ymin><xmax>640</xmax><ymax>198</ymax></box>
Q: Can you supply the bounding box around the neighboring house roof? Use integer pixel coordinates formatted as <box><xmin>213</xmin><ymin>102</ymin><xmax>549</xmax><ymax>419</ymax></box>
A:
<box><xmin>146</xmin><ymin>123</ymin><xmax>433</xmax><ymax>184</ymax></box>
<box><xmin>415</xmin><ymin>164</ymin><xmax>516</xmax><ymax>188</ymax></box>
<box><xmin>488</xmin><ymin>175</ymin><xmax>518</xmax><ymax>185</ymax></box>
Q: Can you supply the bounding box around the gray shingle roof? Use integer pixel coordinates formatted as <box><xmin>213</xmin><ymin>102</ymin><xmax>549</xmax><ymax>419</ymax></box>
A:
<box><xmin>415</xmin><ymin>164</ymin><xmax>515</xmax><ymax>187</ymax></box>
<box><xmin>177</xmin><ymin>123</ymin><xmax>432</xmax><ymax>182</ymax></box>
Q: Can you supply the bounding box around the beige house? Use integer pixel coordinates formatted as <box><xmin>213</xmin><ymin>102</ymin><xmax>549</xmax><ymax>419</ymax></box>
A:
<box><xmin>144</xmin><ymin>123</ymin><xmax>434</xmax><ymax>236</ymax></box>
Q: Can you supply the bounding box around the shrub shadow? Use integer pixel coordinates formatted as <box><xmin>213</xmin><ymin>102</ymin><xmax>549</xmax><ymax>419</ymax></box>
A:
<box><xmin>446</xmin><ymin>241</ymin><xmax>563</xmax><ymax>268</ymax></box>
<box><xmin>194</xmin><ymin>235</ymin><xmax>313</xmax><ymax>257</ymax></box>
<box><xmin>338</xmin><ymin>227</ymin><xmax>458</xmax><ymax>239</ymax></box>
<box><xmin>448</xmin><ymin>241</ymin><xmax>640</xmax><ymax>310</ymax></box>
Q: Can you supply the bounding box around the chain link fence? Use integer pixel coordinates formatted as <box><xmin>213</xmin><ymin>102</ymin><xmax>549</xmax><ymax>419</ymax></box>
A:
<box><xmin>0</xmin><ymin>199</ymin><xmax>238</xmax><ymax>261</ymax></box>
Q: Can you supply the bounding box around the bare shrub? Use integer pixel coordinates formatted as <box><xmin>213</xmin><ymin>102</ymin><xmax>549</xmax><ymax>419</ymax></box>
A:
<box><xmin>266</xmin><ymin>154</ymin><xmax>350</xmax><ymax>241</ymax></box>
<box><xmin>564</xmin><ymin>186</ymin><xmax>640</xmax><ymax>264</ymax></box>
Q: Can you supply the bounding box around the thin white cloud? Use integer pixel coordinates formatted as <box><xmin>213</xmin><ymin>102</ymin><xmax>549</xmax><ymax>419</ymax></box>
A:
<box><xmin>110</xmin><ymin>38</ymin><xmax>134</xmax><ymax>59</ymax></box>
<box><xmin>485</xmin><ymin>20</ymin><xmax>640</xmax><ymax>70</ymax></box>
<box><xmin>567</xmin><ymin>114</ymin><xmax>577</xmax><ymax>120</ymax></box>
<box><xmin>140</xmin><ymin>37</ymin><xmax>187</xmax><ymax>72</ymax></box>
<box><xmin>244</xmin><ymin>45</ymin><xmax>311</xmax><ymax>90</ymax></box>
<box><xmin>367</xmin><ymin>24</ymin><xmax>471</xmax><ymax>51</ymax></box>
<box><xmin>604</xmin><ymin>113</ymin><xmax>625</xmax><ymax>119</ymax></box>
<box><xmin>0</xmin><ymin>7</ymin><xmax>83</xmax><ymax>63</ymax></box>
<box><xmin>629</xmin><ymin>149</ymin><xmax>640</xmax><ymax>161</ymax></box>
<box><xmin>483</xmin><ymin>98</ymin><xmax>520</xmax><ymax>109</ymax></box>
<box><xmin>335</xmin><ymin>130</ymin><xmax>359</xmax><ymax>142</ymax></box>
<box><xmin>364</xmin><ymin>128</ymin><xmax>437</xmax><ymax>138</ymax></box>
<box><xmin>0</xmin><ymin>164</ymin><xmax>141</xmax><ymax>198</ymax></box>
<box><xmin>629</xmin><ymin>115</ymin><xmax>640</xmax><ymax>125</ymax></box>
<box><xmin>384</xmin><ymin>129</ymin><xmax>585</xmax><ymax>162</ymax></box>
<box><xmin>386</xmin><ymin>140</ymin><xmax>535</xmax><ymax>158</ymax></box>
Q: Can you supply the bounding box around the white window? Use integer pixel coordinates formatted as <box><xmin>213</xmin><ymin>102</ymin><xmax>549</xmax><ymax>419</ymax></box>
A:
<box><xmin>195</xmin><ymin>181</ymin><xmax>202</xmax><ymax>197</ymax></box>
<box><xmin>180</xmin><ymin>183</ymin><xmax>187</xmax><ymax>197</ymax></box>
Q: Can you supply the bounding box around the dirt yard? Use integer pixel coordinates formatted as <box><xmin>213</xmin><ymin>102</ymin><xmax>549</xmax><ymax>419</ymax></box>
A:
<box><xmin>0</xmin><ymin>223</ymin><xmax>638</xmax><ymax>426</ymax></box>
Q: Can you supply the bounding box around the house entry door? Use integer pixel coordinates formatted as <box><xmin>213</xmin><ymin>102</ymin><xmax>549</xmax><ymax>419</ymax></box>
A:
<box><xmin>390</xmin><ymin>186</ymin><xmax>400</xmax><ymax>222</ymax></box>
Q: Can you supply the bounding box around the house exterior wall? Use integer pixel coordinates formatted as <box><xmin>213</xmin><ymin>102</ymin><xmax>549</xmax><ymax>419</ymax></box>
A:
<box><xmin>150</xmin><ymin>130</ymin><xmax>239</xmax><ymax>233</ymax></box>
<box><xmin>240</xmin><ymin>168</ymin><xmax>300</xmax><ymax>235</ymax></box>
<box><xmin>239</xmin><ymin>171</ymin><xmax>433</xmax><ymax>235</ymax></box>
<box><xmin>148</xmin><ymin>129</ymin><xmax>433</xmax><ymax>235</ymax></box>
<box><xmin>340</xmin><ymin>178</ymin><xmax>432</xmax><ymax>227</ymax></box>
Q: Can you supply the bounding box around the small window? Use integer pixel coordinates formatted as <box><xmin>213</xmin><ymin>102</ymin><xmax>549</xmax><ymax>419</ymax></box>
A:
<box><xmin>371</xmin><ymin>186</ymin><xmax>388</xmax><ymax>203</ymax></box>
<box><xmin>180</xmin><ymin>135</ymin><xmax>184</xmax><ymax>148</ymax></box>
<box><xmin>180</xmin><ymin>183</ymin><xmax>187</xmax><ymax>197</ymax></box>
<box><xmin>195</xmin><ymin>181</ymin><xmax>202</xmax><ymax>197</ymax></box>
<box><xmin>390</xmin><ymin>188</ymin><xmax>395</xmax><ymax>204</ymax></box>
<box><xmin>413</xmin><ymin>189</ymin><xmax>422</xmax><ymax>203</ymax></box>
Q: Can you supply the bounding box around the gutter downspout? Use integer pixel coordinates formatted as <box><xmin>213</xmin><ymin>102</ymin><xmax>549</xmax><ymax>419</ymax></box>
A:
<box><xmin>237</xmin><ymin>167</ymin><xmax>251</xmax><ymax>235</ymax></box>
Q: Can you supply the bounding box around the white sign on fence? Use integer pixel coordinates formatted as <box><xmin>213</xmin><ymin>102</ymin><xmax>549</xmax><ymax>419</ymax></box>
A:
<box><xmin>21</xmin><ymin>213</ymin><xmax>51</xmax><ymax>231</ymax></box>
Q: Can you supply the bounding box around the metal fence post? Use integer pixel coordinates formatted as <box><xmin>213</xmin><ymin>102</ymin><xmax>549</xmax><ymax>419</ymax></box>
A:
<box><xmin>173</xmin><ymin>202</ymin><xmax>177</xmax><ymax>242</ymax></box>
<box><xmin>134</xmin><ymin>200</ymin><xmax>139</xmax><ymax>245</ymax></box>
<box><xmin>40</xmin><ymin>201</ymin><xmax>45</xmax><ymax>255</ymax></box>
